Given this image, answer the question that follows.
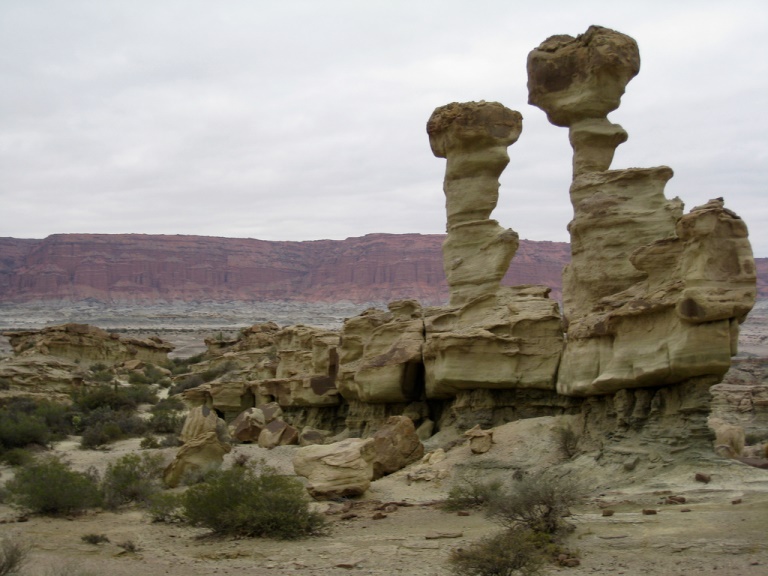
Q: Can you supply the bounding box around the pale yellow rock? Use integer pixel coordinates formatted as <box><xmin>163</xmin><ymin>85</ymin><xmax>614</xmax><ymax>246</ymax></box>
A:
<box><xmin>423</xmin><ymin>286</ymin><xmax>562</xmax><ymax>398</ymax></box>
<box><xmin>163</xmin><ymin>430</ymin><xmax>232</xmax><ymax>488</ymax></box>
<box><xmin>338</xmin><ymin>300</ymin><xmax>424</xmax><ymax>403</ymax></box>
<box><xmin>293</xmin><ymin>438</ymin><xmax>376</xmax><ymax>499</ymax></box>
<box><xmin>528</xmin><ymin>26</ymin><xmax>757</xmax><ymax>397</ymax></box>
<box><xmin>427</xmin><ymin>101</ymin><xmax>522</xmax><ymax>306</ymax></box>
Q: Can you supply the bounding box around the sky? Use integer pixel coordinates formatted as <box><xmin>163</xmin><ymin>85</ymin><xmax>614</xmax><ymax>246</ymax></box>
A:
<box><xmin>1</xmin><ymin>1</ymin><xmax>767</xmax><ymax>256</ymax></box>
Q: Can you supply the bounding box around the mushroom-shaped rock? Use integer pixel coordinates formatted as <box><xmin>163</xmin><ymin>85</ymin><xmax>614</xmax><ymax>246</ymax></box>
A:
<box><xmin>293</xmin><ymin>438</ymin><xmax>376</xmax><ymax>499</ymax></box>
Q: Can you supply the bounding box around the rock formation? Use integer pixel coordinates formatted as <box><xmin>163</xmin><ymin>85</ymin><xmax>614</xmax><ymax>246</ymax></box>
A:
<box><xmin>527</xmin><ymin>25</ymin><xmax>757</xmax><ymax>397</ymax></box>
<box><xmin>3</xmin><ymin>323</ymin><xmax>173</xmax><ymax>366</ymax></box>
<box><xmin>292</xmin><ymin>438</ymin><xmax>376</xmax><ymax>499</ymax></box>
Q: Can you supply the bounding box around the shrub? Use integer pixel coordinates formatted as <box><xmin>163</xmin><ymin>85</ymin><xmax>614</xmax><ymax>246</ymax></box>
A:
<box><xmin>148</xmin><ymin>409</ymin><xmax>184</xmax><ymax>435</ymax></box>
<box><xmin>487</xmin><ymin>473</ymin><xmax>584</xmax><ymax>535</ymax></box>
<box><xmin>124</xmin><ymin>384</ymin><xmax>158</xmax><ymax>405</ymax></box>
<box><xmin>81</xmin><ymin>533</ymin><xmax>109</xmax><ymax>545</ymax></box>
<box><xmin>6</xmin><ymin>457</ymin><xmax>102</xmax><ymax>515</ymax></box>
<box><xmin>449</xmin><ymin>528</ymin><xmax>544</xmax><ymax>576</ymax></box>
<box><xmin>554</xmin><ymin>424</ymin><xmax>580</xmax><ymax>459</ymax></box>
<box><xmin>101</xmin><ymin>453</ymin><xmax>164</xmax><ymax>510</ymax></box>
<box><xmin>1</xmin><ymin>447</ymin><xmax>33</xmax><ymax>467</ymax></box>
<box><xmin>79</xmin><ymin>407</ymin><xmax>149</xmax><ymax>449</ymax></box>
<box><xmin>140</xmin><ymin>434</ymin><xmax>160</xmax><ymax>449</ymax></box>
<box><xmin>0</xmin><ymin>410</ymin><xmax>50</xmax><ymax>451</ymax></box>
<box><xmin>146</xmin><ymin>492</ymin><xmax>185</xmax><ymax>523</ymax></box>
<box><xmin>0</xmin><ymin>537</ymin><xmax>28</xmax><ymax>576</ymax></box>
<box><xmin>72</xmin><ymin>385</ymin><xmax>137</xmax><ymax>412</ymax></box>
<box><xmin>181</xmin><ymin>465</ymin><xmax>327</xmax><ymax>538</ymax></box>
<box><xmin>444</xmin><ymin>474</ymin><xmax>504</xmax><ymax>511</ymax></box>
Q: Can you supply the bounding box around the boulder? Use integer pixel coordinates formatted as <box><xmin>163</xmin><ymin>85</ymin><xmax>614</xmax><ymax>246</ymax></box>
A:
<box><xmin>464</xmin><ymin>424</ymin><xmax>494</xmax><ymax>454</ymax></box>
<box><xmin>229</xmin><ymin>407</ymin><xmax>266</xmax><ymax>442</ymax></box>
<box><xmin>293</xmin><ymin>438</ymin><xmax>376</xmax><ymax>499</ymax></box>
<box><xmin>163</xmin><ymin>431</ymin><xmax>232</xmax><ymax>488</ymax></box>
<box><xmin>371</xmin><ymin>416</ymin><xmax>424</xmax><ymax>479</ymax></box>
<box><xmin>258</xmin><ymin>419</ymin><xmax>299</xmax><ymax>449</ymax></box>
<box><xmin>179</xmin><ymin>405</ymin><xmax>230</xmax><ymax>444</ymax></box>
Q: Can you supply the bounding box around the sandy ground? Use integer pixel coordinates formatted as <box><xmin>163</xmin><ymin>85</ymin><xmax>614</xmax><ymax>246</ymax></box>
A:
<box><xmin>2</xmin><ymin>426</ymin><xmax>767</xmax><ymax>576</ymax></box>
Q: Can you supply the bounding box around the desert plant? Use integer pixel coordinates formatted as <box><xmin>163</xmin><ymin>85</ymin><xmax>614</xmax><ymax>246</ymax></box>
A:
<box><xmin>0</xmin><ymin>536</ymin><xmax>28</xmax><ymax>576</ymax></box>
<box><xmin>146</xmin><ymin>492</ymin><xmax>185</xmax><ymax>523</ymax></box>
<box><xmin>181</xmin><ymin>465</ymin><xmax>327</xmax><ymax>538</ymax></box>
<box><xmin>139</xmin><ymin>434</ymin><xmax>160</xmax><ymax>449</ymax></box>
<box><xmin>116</xmin><ymin>540</ymin><xmax>138</xmax><ymax>553</ymax></box>
<box><xmin>449</xmin><ymin>528</ymin><xmax>544</xmax><ymax>576</ymax></box>
<box><xmin>554</xmin><ymin>424</ymin><xmax>580</xmax><ymax>459</ymax></box>
<box><xmin>487</xmin><ymin>473</ymin><xmax>584</xmax><ymax>535</ymax></box>
<box><xmin>0</xmin><ymin>409</ymin><xmax>50</xmax><ymax>452</ymax></box>
<box><xmin>0</xmin><ymin>447</ymin><xmax>33</xmax><ymax>467</ymax></box>
<box><xmin>101</xmin><ymin>452</ymin><xmax>164</xmax><ymax>510</ymax></box>
<box><xmin>6</xmin><ymin>457</ymin><xmax>102</xmax><ymax>515</ymax></box>
<box><xmin>80</xmin><ymin>533</ymin><xmax>110</xmax><ymax>545</ymax></box>
<box><xmin>79</xmin><ymin>407</ymin><xmax>149</xmax><ymax>449</ymax></box>
<box><xmin>444</xmin><ymin>474</ymin><xmax>504</xmax><ymax>511</ymax></box>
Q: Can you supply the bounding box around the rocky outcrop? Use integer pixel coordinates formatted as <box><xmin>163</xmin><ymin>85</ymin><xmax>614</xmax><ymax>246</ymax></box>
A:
<box><xmin>3</xmin><ymin>323</ymin><xmax>173</xmax><ymax>366</ymax></box>
<box><xmin>528</xmin><ymin>25</ymin><xmax>756</xmax><ymax>397</ymax></box>
<box><xmin>370</xmin><ymin>415</ymin><xmax>424</xmax><ymax>479</ymax></box>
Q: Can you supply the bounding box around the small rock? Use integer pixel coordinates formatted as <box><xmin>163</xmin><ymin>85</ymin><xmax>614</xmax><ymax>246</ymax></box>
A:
<box><xmin>335</xmin><ymin>559</ymin><xmax>363</xmax><ymax>569</ymax></box>
<box><xmin>731</xmin><ymin>498</ymin><xmax>742</xmax><ymax>505</ymax></box>
<box><xmin>695</xmin><ymin>472</ymin><xmax>711</xmax><ymax>484</ymax></box>
<box><xmin>425</xmin><ymin>532</ymin><xmax>463</xmax><ymax>540</ymax></box>
<box><xmin>372</xmin><ymin>512</ymin><xmax>387</xmax><ymax>520</ymax></box>
<box><xmin>680</xmin><ymin>508</ymin><xmax>692</xmax><ymax>513</ymax></box>
<box><xmin>457</xmin><ymin>511</ymin><xmax>470</xmax><ymax>517</ymax></box>
<box><xmin>340</xmin><ymin>513</ymin><xmax>358</xmax><ymax>520</ymax></box>
<box><xmin>382</xmin><ymin>504</ymin><xmax>398</xmax><ymax>513</ymax></box>
<box><xmin>602</xmin><ymin>509</ymin><xmax>615</xmax><ymax>517</ymax></box>
<box><xmin>664</xmin><ymin>496</ymin><xmax>686</xmax><ymax>505</ymax></box>
<box><xmin>623</xmin><ymin>456</ymin><xmax>640</xmax><ymax>471</ymax></box>
<box><xmin>642</xmin><ymin>509</ymin><xmax>657</xmax><ymax>515</ymax></box>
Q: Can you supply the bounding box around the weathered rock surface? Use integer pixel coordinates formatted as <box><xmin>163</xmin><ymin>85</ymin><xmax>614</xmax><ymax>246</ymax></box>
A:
<box><xmin>338</xmin><ymin>300</ymin><xmax>425</xmax><ymax>404</ymax></box>
<box><xmin>292</xmin><ymin>438</ymin><xmax>376</xmax><ymax>499</ymax></box>
<box><xmin>423</xmin><ymin>286</ymin><xmax>562</xmax><ymax>398</ymax></box>
<box><xmin>3</xmin><ymin>323</ymin><xmax>173</xmax><ymax>366</ymax></box>
<box><xmin>163</xmin><ymin>430</ymin><xmax>232</xmax><ymax>488</ymax></box>
<box><xmin>528</xmin><ymin>25</ymin><xmax>757</xmax><ymax>397</ymax></box>
<box><xmin>427</xmin><ymin>101</ymin><xmax>522</xmax><ymax>306</ymax></box>
<box><xmin>370</xmin><ymin>416</ymin><xmax>424</xmax><ymax>479</ymax></box>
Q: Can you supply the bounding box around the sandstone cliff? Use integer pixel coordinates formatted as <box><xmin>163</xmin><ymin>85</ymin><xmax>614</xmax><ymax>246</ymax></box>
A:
<box><xmin>0</xmin><ymin>233</ymin><xmax>569</xmax><ymax>304</ymax></box>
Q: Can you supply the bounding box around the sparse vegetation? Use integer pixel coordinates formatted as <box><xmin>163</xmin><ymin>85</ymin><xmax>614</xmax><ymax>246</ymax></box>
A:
<box><xmin>443</xmin><ymin>473</ymin><xmax>504</xmax><ymax>511</ymax></box>
<box><xmin>487</xmin><ymin>473</ymin><xmax>584</xmax><ymax>536</ymax></box>
<box><xmin>80</xmin><ymin>533</ymin><xmax>109</xmax><ymax>545</ymax></box>
<box><xmin>449</xmin><ymin>528</ymin><xmax>544</xmax><ymax>576</ymax></box>
<box><xmin>181</xmin><ymin>464</ymin><xmax>327</xmax><ymax>538</ymax></box>
<box><xmin>6</xmin><ymin>457</ymin><xmax>102</xmax><ymax>515</ymax></box>
<box><xmin>101</xmin><ymin>452</ymin><xmax>165</xmax><ymax>510</ymax></box>
<box><xmin>146</xmin><ymin>492</ymin><xmax>185</xmax><ymax>523</ymax></box>
<box><xmin>0</xmin><ymin>537</ymin><xmax>28</xmax><ymax>576</ymax></box>
<box><xmin>554</xmin><ymin>423</ymin><xmax>580</xmax><ymax>459</ymax></box>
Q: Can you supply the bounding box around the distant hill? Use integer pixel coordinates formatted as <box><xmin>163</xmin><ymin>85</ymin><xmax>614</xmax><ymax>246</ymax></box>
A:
<box><xmin>0</xmin><ymin>233</ymin><xmax>569</xmax><ymax>304</ymax></box>
<box><xmin>1</xmin><ymin>233</ymin><xmax>764</xmax><ymax>305</ymax></box>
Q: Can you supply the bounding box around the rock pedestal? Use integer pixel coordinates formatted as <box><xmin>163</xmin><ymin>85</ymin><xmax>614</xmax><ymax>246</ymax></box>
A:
<box><xmin>528</xmin><ymin>25</ymin><xmax>756</xmax><ymax>397</ymax></box>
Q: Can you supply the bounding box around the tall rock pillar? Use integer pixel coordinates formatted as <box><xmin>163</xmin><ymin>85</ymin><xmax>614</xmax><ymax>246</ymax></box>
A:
<box><xmin>528</xmin><ymin>25</ymin><xmax>756</xmax><ymax>396</ymax></box>
<box><xmin>426</xmin><ymin>101</ymin><xmax>522</xmax><ymax>306</ymax></box>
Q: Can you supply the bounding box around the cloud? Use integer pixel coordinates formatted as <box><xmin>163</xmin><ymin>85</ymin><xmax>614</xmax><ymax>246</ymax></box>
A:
<box><xmin>1</xmin><ymin>0</ymin><xmax>767</xmax><ymax>257</ymax></box>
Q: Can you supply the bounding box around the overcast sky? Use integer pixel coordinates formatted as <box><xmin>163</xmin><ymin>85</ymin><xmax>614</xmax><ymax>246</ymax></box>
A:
<box><xmin>2</xmin><ymin>1</ymin><xmax>767</xmax><ymax>257</ymax></box>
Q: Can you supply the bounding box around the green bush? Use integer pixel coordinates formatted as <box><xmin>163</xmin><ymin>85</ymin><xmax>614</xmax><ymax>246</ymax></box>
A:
<box><xmin>78</xmin><ymin>406</ymin><xmax>150</xmax><ymax>449</ymax></box>
<box><xmin>449</xmin><ymin>528</ymin><xmax>544</xmax><ymax>576</ymax></box>
<box><xmin>0</xmin><ymin>411</ymin><xmax>50</xmax><ymax>451</ymax></box>
<box><xmin>125</xmin><ymin>384</ymin><xmax>158</xmax><ymax>405</ymax></box>
<box><xmin>487</xmin><ymin>473</ymin><xmax>583</xmax><ymax>535</ymax></box>
<box><xmin>181</xmin><ymin>465</ymin><xmax>327</xmax><ymax>538</ymax></box>
<box><xmin>146</xmin><ymin>492</ymin><xmax>185</xmax><ymax>523</ymax></box>
<box><xmin>6</xmin><ymin>457</ymin><xmax>102</xmax><ymax>515</ymax></box>
<box><xmin>101</xmin><ymin>453</ymin><xmax>164</xmax><ymax>510</ymax></box>
<box><xmin>72</xmin><ymin>385</ymin><xmax>137</xmax><ymax>412</ymax></box>
<box><xmin>169</xmin><ymin>374</ymin><xmax>204</xmax><ymax>395</ymax></box>
<box><xmin>0</xmin><ymin>447</ymin><xmax>33</xmax><ymax>467</ymax></box>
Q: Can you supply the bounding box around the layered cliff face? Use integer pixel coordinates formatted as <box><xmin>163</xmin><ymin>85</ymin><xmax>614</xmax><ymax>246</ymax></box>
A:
<box><xmin>0</xmin><ymin>233</ymin><xmax>569</xmax><ymax>304</ymax></box>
